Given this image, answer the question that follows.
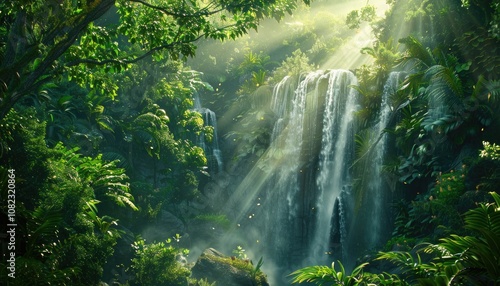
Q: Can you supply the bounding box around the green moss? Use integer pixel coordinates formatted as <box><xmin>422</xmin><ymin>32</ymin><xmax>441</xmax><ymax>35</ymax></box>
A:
<box><xmin>202</xmin><ymin>254</ymin><xmax>267</xmax><ymax>286</ymax></box>
<box><xmin>204</xmin><ymin>254</ymin><xmax>253</xmax><ymax>272</ymax></box>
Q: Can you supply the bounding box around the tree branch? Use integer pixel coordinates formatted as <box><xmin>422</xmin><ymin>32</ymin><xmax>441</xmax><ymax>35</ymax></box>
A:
<box><xmin>65</xmin><ymin>21</ymin><xmax>242</xmax><ymax>67</ymax></box>
<box><xmin>129</xmin><ymin>0</ymin><xmax>225</xmax><ymax>18</ymax></box>
<box><xmin>0</xmin><ymin>0</ymin><xmax>116</xmax><ymax>119</ymax></box>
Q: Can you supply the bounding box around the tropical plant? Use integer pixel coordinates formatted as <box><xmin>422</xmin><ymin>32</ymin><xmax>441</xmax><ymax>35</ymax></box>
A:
<box><xmin>53</xmin><ymin>143</ymin><xmax>137</xmax><ymax>211</ymax></box>
<box><xmin>271</xmin><ymin>49</ymin><xmax>315</xmax><ymax>84</ymax></box>
<box><xmin>232</xmin><ymin>245</ymin><xmax>248</xmax><ymax>260</ymax></box>
<box><xmin>128</xmin><ymin>238</ymin><xmax>190</xmax><ymax>286</ymax></box>
<box><xmin>290</xmin><ymin>261</ymin><xmax>409</xmax><ymax>286</ymax></box>
<box><xmin>291</xmin><ymin>192</ymin><xmax>500</xmax><ymax>285</ymax></box>
<box><xmin>250</xmin><ymin>257</ymin><xmax>265</xmax><ymax>281</ymax></box>
<box><xmin>377</xmin><ymin>192</ymin><xmax>500</xmax><ymax>285</ymax></box>
<box><xmin>124</xmin><ymin>107</ymin><xmax>172</xmax><ymax>159</ymax></box>
<box><xmin>384</xmin><ymin>35</ymin><xmax>500</xmax><ymax>184</ymax></box>
<box><xmin>290</xmin><ymin>260</ymin><xmax>372</xmax><ymax>285</ymax></box>
<box><xmin>361</xmin><ymin>38</ymin><xmax>400</xmax><ymax>73</ymax></box>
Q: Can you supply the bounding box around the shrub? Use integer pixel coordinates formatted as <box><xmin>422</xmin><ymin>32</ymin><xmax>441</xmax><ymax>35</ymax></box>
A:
<box><xmin>128</xmin><ymin>238</ymin><xmax>190</xmax><ymax>286</ymax></box>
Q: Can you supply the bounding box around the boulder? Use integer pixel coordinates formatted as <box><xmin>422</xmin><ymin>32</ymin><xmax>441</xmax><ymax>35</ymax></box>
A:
<box><xmin>191</xmin><ymin>248</ymin><xmax>269</xmax><ymax>286</ymax></box>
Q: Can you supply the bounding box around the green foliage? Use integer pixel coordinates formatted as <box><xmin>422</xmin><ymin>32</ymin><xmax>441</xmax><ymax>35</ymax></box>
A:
<box><xmin>290</xmin><ymin>260</ymin><xmax>371</xmax><ymax>285</ymax></box>
<box><xmin>232</xmin><ymin>245</ymin><xmax>248</xmax><ymax>260</ymax></box>
<box><xmin>346</xmin><ymin>5</ymin><xmax>377</xmax><ymax>29</ymax></box>
<box><xmin>292</xmin><ymin>193</ymin><xmax>500</xmax><ymax>285</ymax></box>
<box><xmin>129</xmin><ymin>238</ymin><xmax>190</xmax><ymax>286</ymax></box>
<box><xmin>239</xmin><ymin>70</ymin><xmax>270</xmax><ymax>95</ymax></box>
<box><xmin>0</xmin><ymin>108</ymin><xmax>141</xmax><ymax>284</ymax></box>
<box><xmin>237</xmin><ymin>50</ymin><xmax>272</xmax><ymax>77</ymax></box>
<box><xmin>433</xmin><ymin>169</ymin><xmax>466</xmax><ymax>204</ymax></box>
<box><xmin>0</xmin><ymin>0</ymin><xmax>311</xmax><ymax>119</ymax></box>
<box><xmin>125</xmin><ymin>106</ymin><xmax>172</xmax><ymax>159</ymax></box>
<box><xmin>50</xmin><ymin>143</ymin><xmax>137</xmax><ymax>211</ymax></box>
<box><xmin>383</xmin><ymin>35</ymin><xmax>499</xmax><ymax>185</ymax></box>
<box><xmin>472</xmin><ymin>141</ymin><xmax>500</xmax><ymax>193</ymax></box>
<box><xmin>390</xmin><ymin>168</ymin><xmax>469</xmax><ymax>240</ymax></box>
<box><xmin>377</xmin><ymin>192</ymin><xmax>500</xmax><ymax>285</ymax></box>
<box><xmin>352</xmin><ymin>66</ymin><xmax>386</xmax><ymax>129</ymax></box>
<box><xmin>361</xmin><ymin>38</ymin><xmax>400</xmax><ymax>73</ymax></box>
<box><xmin>250</xmin><ymin>256</ymin><xmax>264</xmax><ymax>281</ymax></box>
<box><xmin>376</xmin><ymin>249</ymin><xmax>448</xmax><ymax>284</ymax></box>
<box><xmin>271</xmin><ymin>49</ymin><xmax>315</xmax><ymax>84</ymax></box>
<box><xmin>383</xmin><ymin>236</ymin><xmax>417</xmax><ymax>252</ymax></box>
<box><xmin>480</xmin><ymin>141</ymin><xmax>500</xmax><ymax>160</ymax></box>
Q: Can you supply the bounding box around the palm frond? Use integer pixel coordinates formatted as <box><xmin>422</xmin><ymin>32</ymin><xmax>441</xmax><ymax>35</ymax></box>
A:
<box><xmin>354</xmin><ymin>129</ymin><xmax>374</xmax><ymax>160</ymax></box>
<box><xmin>289</xmin><ymin>265</ymin><xmax>339</xmax><ymax>285</ymax></box>
<box><xmin>484</xmin><ymin>79</ymin><xmax>500</xmax><ymax>105</ymax></box>
<box><xmin>290</xmin><ymin>261</ymin><xmax>368</xmax><ymax>285</ymax></box>
<box><xmin>437</xmin><ymin>192</ymin><xmax>500</xmax><ymax>280</ymax></box>
<box><xmin>397</xmin><ymin>36</ymin><xmax>435</xmax><ymax>70</ymax></box>
<box><xmin>102</xmin><ymin>150</ymin><xmax>131</xmax><ymax>170</ymax></box>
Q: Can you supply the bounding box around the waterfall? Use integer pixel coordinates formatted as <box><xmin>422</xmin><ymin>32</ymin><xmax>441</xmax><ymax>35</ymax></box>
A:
<box><xmin>366</xmin><ymin>71</ymin><xmax>404</xmax><ymax>246</ymax></box>
<box><xmin>260</xmin><ymin>70</ymin><xmax>326</xmax><ymax>265</ymax></box>
<box><xmin>193</xmin><ymin>94</ymin><xmax>223</xmax><ymax>173</ymax></box>
<box><xmin>224</xmin><ymin>70</ymin><xmax>408</xmax><ymax>284</ymax></box>
<box><xmin>251</xmin><ymin>69</ymin><xmax>359</xmax><ymax>279</ymax></box>
<box><xmin>308</xmin><ymin>70</ymin><xmax>359</xmax><ymax>265</ymax></box>
<box><xmin>346</xmin><ymin>71</ymin><xmax>404</xmax><ymax>260</ymax></box>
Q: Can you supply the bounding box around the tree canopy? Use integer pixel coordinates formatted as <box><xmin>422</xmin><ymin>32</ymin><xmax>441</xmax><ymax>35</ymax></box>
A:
<box><xmin>0</xmin><ymin>0</ymin><xmax>310</xmax><ymax>119</ymax></box>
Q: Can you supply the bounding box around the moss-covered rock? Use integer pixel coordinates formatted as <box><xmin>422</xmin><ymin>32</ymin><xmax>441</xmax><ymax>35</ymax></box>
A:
<box><xmin>190</xmin><ymin>248</ymin><xmax>269</xmax><ymax>286</ymax></box>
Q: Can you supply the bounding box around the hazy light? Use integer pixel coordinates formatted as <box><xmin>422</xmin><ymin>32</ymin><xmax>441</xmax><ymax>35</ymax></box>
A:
<box><xmin>203</xmin><ymin>0</ymin><xmax>392</xmax><ymax>283</ymax></box>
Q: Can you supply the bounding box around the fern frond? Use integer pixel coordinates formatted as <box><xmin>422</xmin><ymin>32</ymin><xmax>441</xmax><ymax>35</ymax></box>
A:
<box><xmin>424</xmin><ymin>65</ymin><xmax>463</xmax><ymax>115</ymax></box>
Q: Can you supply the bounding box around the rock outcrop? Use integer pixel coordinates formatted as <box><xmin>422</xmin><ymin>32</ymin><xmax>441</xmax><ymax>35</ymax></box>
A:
<box><xmin>191</xmin><ymin>248</ymin><xmax>269</xmax><ymax>286</ymax></box>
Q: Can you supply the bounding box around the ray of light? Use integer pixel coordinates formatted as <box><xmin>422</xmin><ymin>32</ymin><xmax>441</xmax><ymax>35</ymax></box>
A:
<box><xmin>215</xmin><ymin>0</ymin><xmax>393</xmax><ymax>238</ymax></box>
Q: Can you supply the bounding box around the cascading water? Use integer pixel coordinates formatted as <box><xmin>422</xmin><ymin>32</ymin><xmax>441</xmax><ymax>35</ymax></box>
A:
<box><xmin>365</xmin><ymin>71</ymin><xmax>404</xmax><ymax>246</ymax></box>
<box><xmin>308</xmin><ymin>70</ymin><xmax>359</xmax><ymax>266</ymax></box>
<box><xmin>223</xmin><ymin>70</ymin><xmax>406</xmax><ymax>284</ymax></box>
<box><xmin>346</xmin><ymin>71</ymin><xmax>404</xmax><ymax>262</ymax></box>
<box><xmin>259</xmin><ymin>70</ymin><xmax>326</xmax><ymax>266</ymax></box>
<box><xmin>193</xmin><ymin>94</ymin><xmax>223</xmax><ymax>173</ymax></box>
<box><xmin>229</xmin><ymin>69</ymin><xmax>360</xmax><ymax>282</ymax></box>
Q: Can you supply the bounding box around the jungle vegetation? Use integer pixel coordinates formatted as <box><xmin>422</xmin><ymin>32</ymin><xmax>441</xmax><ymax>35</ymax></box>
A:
<box><xmin>0</xmin><ymin>0</ymin><xmax>499</xmax><ymax>285</ymax></box>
